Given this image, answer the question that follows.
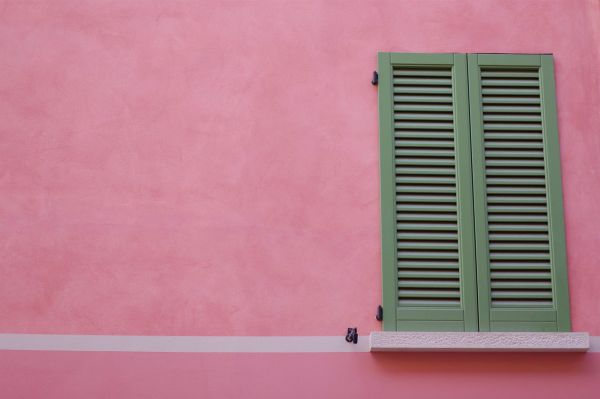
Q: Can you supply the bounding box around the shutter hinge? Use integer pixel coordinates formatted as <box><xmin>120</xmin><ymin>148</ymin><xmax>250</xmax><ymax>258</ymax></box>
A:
<box><xmin>376</xmin><ymin>305</ymin><xmax>383</xmax><ymax>321</ymax></box>
<box><xmin>345</xmin><ymin>327</ymin><xmax>358</xmax><ymax>344</ymax></box>
<box><xmin>371</xmin><ymin>71</ymin><xmax>378</xmax><ymax>85</ymax></box>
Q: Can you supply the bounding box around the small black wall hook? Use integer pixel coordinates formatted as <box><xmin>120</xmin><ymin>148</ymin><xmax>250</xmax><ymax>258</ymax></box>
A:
<box><xmin>345</xmin><ymin>327</ymin><xmax>358</xmax><ymax>344</ymax></box>
<box><xmin>376</xmin><ymin>305</ymin><xmax>383</xmax><ymax>321</ymax></box>
<box><xmin>371</xmin><ymin>71</ymin><xmax>378</xmax><ymax>85</ymax></box>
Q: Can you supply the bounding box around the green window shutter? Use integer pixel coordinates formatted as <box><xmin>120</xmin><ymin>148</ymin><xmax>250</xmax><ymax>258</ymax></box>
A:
<box><xmin>378</xmin><ymin>53</ymin><xmax>478</xmax><ymax>332</ymax></box>
<box><xmin>468</xmin><ymin>54</ymin><xmax>571</xmax><ymax>332</ymax></box>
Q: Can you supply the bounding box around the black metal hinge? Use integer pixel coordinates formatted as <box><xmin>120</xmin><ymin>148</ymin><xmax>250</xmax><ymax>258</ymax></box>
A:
<box><xmin>376</xmin><ymin>305</ymin><xmax>383</xmax><ymax>321</ymax></box>
<box><xmin>371</xmin><ymin>71</ymin><xmax>378</xmax><ymax>85</ymax></box>
<box><xmin>345</xmin><ymin>327</ymin><xmax>358</xmax><ymax>344</ymax></box>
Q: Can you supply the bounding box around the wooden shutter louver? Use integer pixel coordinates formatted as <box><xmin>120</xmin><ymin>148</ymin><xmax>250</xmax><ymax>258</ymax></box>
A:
<box><xmin>468</xmin><ymin>54</ymin><xmax>571</xmax><ymax>332</ymax></box>
<box><xmin>481</xmin><ymin>66</ymin><xmax>552</xmax><ymax>310</ymax></box>
<box><xmin>379</xmin><ymin>53</ymin><xmax>478</xmax><ymax>332</ymax></box>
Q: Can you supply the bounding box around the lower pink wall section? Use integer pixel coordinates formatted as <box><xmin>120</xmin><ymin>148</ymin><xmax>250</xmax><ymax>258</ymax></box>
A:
<box><xmin>1</xmin><ymin>351</ymin><xmax>599</xmax><ymax>399</ymax></box>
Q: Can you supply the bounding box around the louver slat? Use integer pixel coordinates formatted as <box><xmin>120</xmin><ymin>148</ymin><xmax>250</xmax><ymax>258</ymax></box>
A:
<box><xmin>379</xmin><ymin>53</ymin><xmax>478</xmax><ymax>331</ymax></box>
<box><xmin>468</xmin><ymin>54</ymin><xmax>571</xmax><ymax>332</ymax></box>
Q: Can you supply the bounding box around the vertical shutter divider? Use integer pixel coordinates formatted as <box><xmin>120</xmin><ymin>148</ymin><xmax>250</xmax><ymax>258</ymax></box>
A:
<box><xmin>454</xmin><ymin>54</ymin><xmax>479</xmax><ymax>331</ymax></box>
<box><xmin>468</xmin><ymin>54</ymin><xmax>492</xmax><ymax>331</ymax></box>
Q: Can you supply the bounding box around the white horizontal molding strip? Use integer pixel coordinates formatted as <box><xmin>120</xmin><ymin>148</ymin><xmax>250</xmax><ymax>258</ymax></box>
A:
<box><xmin>0</xmin><ymin>334</ymin><xmax>370</xmax><ymax>353</ymax></box>
<box><xmin>0</xmin><ymin>333</ymin><xmax>597</xmax><ymax>353</ymax></box>
<box><xmin>370</xmin><ymin>332</ymin><xmax>591</xmax><ymax>352</ymax></box>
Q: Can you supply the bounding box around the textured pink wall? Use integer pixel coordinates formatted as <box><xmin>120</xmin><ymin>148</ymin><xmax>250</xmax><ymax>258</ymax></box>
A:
<box><xmin>1</xmin><ymin>351</ymin><xmax>599</xmax><ymax>399</ymax></box>
<box><xmin>1</xmin><ymin>0</ymin><xmax>600</xmax><ymax>335</ymax></box>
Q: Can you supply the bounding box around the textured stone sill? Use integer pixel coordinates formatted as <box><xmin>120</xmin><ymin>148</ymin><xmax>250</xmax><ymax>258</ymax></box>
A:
<box><xmin>370</xmin><ymin>332</ymin><xmax>590</xmax><ymax>352</ymax></box>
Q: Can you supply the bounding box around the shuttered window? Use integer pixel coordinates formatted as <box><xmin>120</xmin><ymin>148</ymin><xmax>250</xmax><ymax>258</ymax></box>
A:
<box><xmin>378</xmin><ymin>53</ymin><xmax>571</xmax><ymax>332</ymax></box>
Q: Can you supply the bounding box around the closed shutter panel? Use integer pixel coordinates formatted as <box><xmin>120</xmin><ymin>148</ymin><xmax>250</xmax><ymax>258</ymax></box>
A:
<box><xmin>378</xmin><ymin>53</ymin><xmax>478</xmax><ymax>332</ymax></box>
<box><xmin>468</xmin><ymin>54</ymin><xmax>571</xmax><ymax>332</ymax></box>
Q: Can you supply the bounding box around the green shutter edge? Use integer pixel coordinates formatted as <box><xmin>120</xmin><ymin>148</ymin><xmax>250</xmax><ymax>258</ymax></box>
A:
<box><xmin>467</xmin><ymin>53</ymin><xmax>492</xmax><ymax>331</ymax></box>
<box><xmin>377</xmin><ymin>52</ymin><xmax>398</xmax><ymax>331</ymax></box>
<box><xmin>453</xmin><ymin>54</ymin><xmax>479</xmax><ymax>331</ymax></box>
<box><xmin>540</xmin><ymin>55</ymin><xmax>571</xmax><ymax>331</ymax></box>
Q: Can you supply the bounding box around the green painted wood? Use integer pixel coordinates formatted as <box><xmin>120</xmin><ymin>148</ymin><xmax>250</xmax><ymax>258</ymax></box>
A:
<box><xmin>393</xmin><ymin>69</ymin><xmax>452</xmax><ymax>77</ymax></box>
<box><xmin>394</xmin><ymin>122</ymin><xmax>455</xmax><ymax>130</ymax></box>
<box><xmin>490</xmin><ymin>322</ymin><xmax>557</xmax><ymax>332</ymax></box>
<box><xmin>483</xmin><ymin>106</ymin><xmax>542</xmax><ymax>113</ymax></box>
<box><xmin>486</xmin><ymin>169</ymin><xmax>546</xmax><ymax>177</ymax></box>
<box><xmin>396</xmin><ymin>260</ymin><xmax>459</xmax><ymax>268</ymax></box>
<box><xmin>481</xmin><ymin>79</ymin><xmax>540</xmax><ymax>87</ymax></box>
<box><xmin>397</xmin><ymin>308</ymin><xmax>464</xmax><ymax>321</ymax></box>
<box><xmin>398</xmin><ymin>270</ymin><xmax>460</xmax><ymax>279</ymax></box>
<box><xmin>378</xmin><ymin>52</ymin><xmax>397</xmax><ymax>331</ymax></box>
<box><xmin>492</xmin><ymin>301</ymin><xmax>553</xmax><ymax>308</ymax></box>
<box><xmin>378</xmin><ymin>53</ymin><xmax>478</xmax><ymax>332</ymax></box>
<box><xmin>394</xmin><ymin>95</ymin><xmax>454</xmax><ymax>103</ymax></box>
<box><xmin>468</xmin><ymin>53</ymin><xmax>571</xmax><ymax>332</ymax></box>
<box><xmin>380</xmin><ymin>53</ymin><xmax>570</xmax><ymax>333</ymax></box>
<box><xmin>396</xmin><ymin>185</ymin><xmax>457</xmax><ymax>193</ymax></box>
<box><xmin>397</xmin><ymin>250</ymin><xmax>458</xmax><ymax>259</ymax></box>
<box><xmin>483</xmin><ymin>125</ymin><xmax>543</xmax><ymax>132</ymax></box>
<box><xmin>390</xmin><ymin>53</ymin><xmax>454</xmax><ymax>64</ymax></box>
<box><xmin>491</xmin><ymin>290</ymin><xmax>553</xmax><ymax>299</ymax></box>
<box><xmin>398</xmin><ymin>280</ymin><xmax>461</xmax><ymax>289</ymax></box>
<box><xmin>490</xmin><ymin>271</ymin><xmax>552</xmax><ymax>279</ymax></box>
<box><xmin>397</xmin><ymin>241</ymin><xmax>459</xmax><ymax>250</ymax></box>
<box><xmin>482</xmin><ymin>97</ymin><xmax>541</xmax><ymax>104</ymax></box>
<box><xmin>540</xmin><ymin>55</ymin><xmax>571</xmax><ymax>331</ymax></box>
<box><xmin>395</xmin><ymin>132</ymin><xmax>455</xmax><ymax>139</ymax></box>
<box><xmin>481</xmin><ymin>70</ymin><xmax>539</xmax><ymax>78</ymax></box>
<box><xmin>395</xmin><ymin>177</ymin><xmax>456</xmax><ymax>185</ymax></box>
<box><xmin>395</xmin><ymin>224</ymin><xmax>458</xmax><ymax>232</ymax></box>
<box><xmin>486</xmin><ymin>187</ymin><xmax>547</xmax><ymax>194</ymax></box>
<box><xmin>397</xmin><ymin>231</ymin><xmax>458</xmax><ymax>238</ymax></box>
<box><xmin>468</xmin><ymin>53</ymin><xmax>491</xmax><ymax>331</ymax></box>
<box><xmin>490</xmin><ymin>281</ymin><xmax>552</xmax><ymax>290</ymax></box>
<box><xmin>394</xmin><ymin>105</ymin><xmax>454</xmax><ymax>112</ymax></box>
<box><xmin>477</xmin><ymin>54</ymin><xmax>541</xmax><ymax>66</ymax></box>
<box><xmin>484</xmin><ymin>115</ymin><xmax>542</xmax><ymax>122</ymax></box>
<box><xmin>491</xmin><ymin>309</ymin><xmax>557</xmax><ymax>322</ymax></box>
<box><xmin>393</xmin><ymin>77</ymin><xmax>454</xmax><ymax>85</ymax></box>
<box><xmin>488</xmin><ymin>233</ymin><xmax>550</xmax><ymax>241</ymax></box>
<box><xmin>397</xmin><ymin>321</ymin><xmax>464</xmax><ymax>332</ymax></box>
<box><xmin>395</xmin><ymin>167</ymin><xmax>456</xmax><ymax>176</ymax></box>
<box><xmin>488</xmin><ymin>261</ymin><xmax>551</xmax><ymax>269</ymax></box>
<box><xmin>395</xmin><ymin>115</ymin><xmax>454</xmax><ymax>122</ymax></box>
<box><xmin>454</xmin><ymin>53</ymin><xmax>479</xmax><ymax>332</ymax></box>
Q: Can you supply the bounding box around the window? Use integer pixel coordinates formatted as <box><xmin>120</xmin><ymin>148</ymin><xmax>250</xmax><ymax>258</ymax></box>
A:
<box><xmin>378</xmin><ymin>53</ymin><xmax>570</xmax><ymax>332</ymax></box>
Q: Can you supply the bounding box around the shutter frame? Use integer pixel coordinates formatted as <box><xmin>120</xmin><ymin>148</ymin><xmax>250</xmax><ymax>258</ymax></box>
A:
<box><xmin>378</xmin><ymin>52</ymin><xmax>398</xmax><ymax>331</ymax></box>
<box><xmin>540</xmin><ymin>55</ymin><xmax>571</xmax><ymax>331</ymax></box>
<box><xmin>378</xmin><ymin>53</ymin><xmax>479</xmax><ymax>332</ymax></box>
<box><xmin>468</xmin><ymin>53</ymin><xmax>571</xmax><ymax>332</ymax></box>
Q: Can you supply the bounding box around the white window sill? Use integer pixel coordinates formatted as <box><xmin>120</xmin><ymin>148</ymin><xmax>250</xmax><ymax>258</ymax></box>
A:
<box><xmin>370</xmin><ymin>331</ymin><xmax>590</xmax><ymax>352</ymax></box>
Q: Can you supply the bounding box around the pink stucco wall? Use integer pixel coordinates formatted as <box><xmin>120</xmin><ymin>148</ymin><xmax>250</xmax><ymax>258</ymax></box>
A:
<box><xmin>1</xmin><ymin>0</ymin><xmax>600</xmax><ymax>336</ymax></box>
<box><xmin>2</xmin><ymin>351</ymin><xmax>600</xmax><ymax>399</ymax></box>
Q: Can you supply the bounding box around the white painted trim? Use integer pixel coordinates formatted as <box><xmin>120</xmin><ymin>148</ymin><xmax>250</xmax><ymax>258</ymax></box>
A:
<box><xmin>370</xmin><ymin>332</ymin><xmax>590</xmax><ymax>352</ymax></box>
<box><xmin>590</xmin><ymin>336</ymin><xmax>600</xmax><ymax>352</ymax></box>
<box><xmin>0</xmin><ymin>334</ymin><xmax>370</xmax><ymax>353</ymax></box>
<box><xmin>0</xmin><ymin>333</ymin><xmax>597</xmax><ymax>353</ymax></box>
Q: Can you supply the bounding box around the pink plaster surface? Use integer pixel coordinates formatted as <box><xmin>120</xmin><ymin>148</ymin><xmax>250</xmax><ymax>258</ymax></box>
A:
<box><xmin>1</xmin><ymin>351</ymin><xmax>599</xmax><ymax>399</ymax></box>
<box><xmin>1</xmin><ymin>0</ymin><xmax>600</xmax><ymax>335</ymax></box>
